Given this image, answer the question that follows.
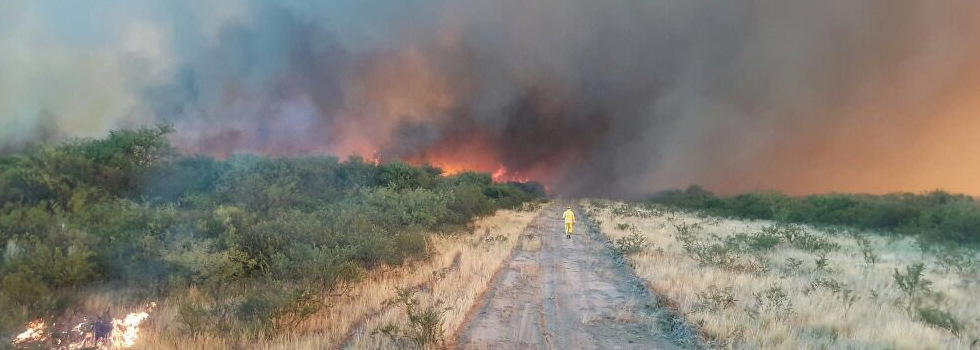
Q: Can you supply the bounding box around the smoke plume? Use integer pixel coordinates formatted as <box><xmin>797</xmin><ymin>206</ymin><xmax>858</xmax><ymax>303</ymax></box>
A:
<box><xmin>3</xmin><ymin>0</ymin><xmax>980</xmax><ymax>196</ymax></box>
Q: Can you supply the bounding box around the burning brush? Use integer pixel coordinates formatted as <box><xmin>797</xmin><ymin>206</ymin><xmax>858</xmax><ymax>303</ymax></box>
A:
<box><xmin>9</xmin><ymin>302</ymin><xmax>155</xmax><ymax>350</ymax></box>
<box><xmin>12</xmin><ymin>320</ymin><xmax>46</xmax><ymax>345</ymax></box>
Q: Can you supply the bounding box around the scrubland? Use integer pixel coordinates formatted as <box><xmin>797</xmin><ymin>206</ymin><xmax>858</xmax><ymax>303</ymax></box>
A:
<box><xmin>127</xmin><ymin>204</ymin><xmax>543</xmax><ymax>350</ymax></box>
<box><xmin>0</xmin><ymin>126</ymin><xmax>543</xmax><ymax>348</ymax></box>
<box><xmin>587</xmin><ymin>199</ymin><xmax>980</xmax><ymax>350</ymax></box>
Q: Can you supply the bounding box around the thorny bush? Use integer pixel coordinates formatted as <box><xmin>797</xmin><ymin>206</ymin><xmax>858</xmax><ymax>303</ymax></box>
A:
<box><xmin>374</xmin><ymin>288</ymin><xmax>450</xmax><ymax>349</ymax></box>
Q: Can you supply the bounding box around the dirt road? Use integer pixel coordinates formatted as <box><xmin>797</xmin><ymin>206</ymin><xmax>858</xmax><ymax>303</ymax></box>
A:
<box><xmin>455</xmin><ymin>202</ymin><xmax>701</xmax><ymax>350</ymax></box>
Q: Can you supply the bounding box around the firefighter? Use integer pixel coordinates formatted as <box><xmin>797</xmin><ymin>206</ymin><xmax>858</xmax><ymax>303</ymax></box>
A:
<box><xmin>562</xmin><ymin>206</ymin><xmax>576</xmax><ymax>239</ymax></box>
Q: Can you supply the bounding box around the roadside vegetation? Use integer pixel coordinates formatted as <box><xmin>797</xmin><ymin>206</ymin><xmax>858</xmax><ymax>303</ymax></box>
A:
<box><xmin>0</xmin><ymin>125</ymin><xmax>543</xmax><ymax>348</ymax></box>
<box><xmin>647</xmin><ymin>185</ymin><xmax>980</xmax><ymax>245</ymax></box>
<box><xmin>141</xmin><ymin>205</ymin><xmax>542</xmax><ymax>350</ymax></box>
<box><xmin>586</xmin><ymin>199</ymin><xmax>980</xmax><ymax>350</ymax></box>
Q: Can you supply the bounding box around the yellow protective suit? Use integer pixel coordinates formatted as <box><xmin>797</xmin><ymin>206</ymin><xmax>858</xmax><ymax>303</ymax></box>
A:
<box><xmin>562</xmin><ymin>209</ymin><xmax>576</xmax><ymax>234</ymax></box>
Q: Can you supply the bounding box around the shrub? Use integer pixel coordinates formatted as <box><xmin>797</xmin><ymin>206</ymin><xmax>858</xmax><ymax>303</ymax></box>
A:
<box><xmin>749</xmin><ymin>285</ymin><xmax>792</xmax><ymax>319</ymax></box>
<box><xmin>241</xmin><ymin>286</ymin><xmax>323</xmax><ymax>336</ymax></box>
<box><xmin>0</xmin><ymin>126</ymin><xmax>542</xmax><ymax>337</ymax></box>
<box><xmin>374</xmin><ymin>288</ymin><xmax>449</xmax><ymax>349</ymax></box>
<box><xmin>672</xmin><ymin>221</ymin><xmax>703</xmax><ymax>240</ymax></box>
<box><xmin>647</xmin><ymin>186</ymin><xmax>980</xmax><ymax>245</ymax></box>
<box><xmin>917</xmin><ymin>306</ymin><xmax>961</xmax><ymax>335</ymax></box>
<box><xmin>508</xmin><ymin>181</ymin><xmax>547</xmax><ymax>198</ymax></box>
<box><xmin>614</xmin><ymin>223</ymin><xmax>635</xmax><ymax>231</ymax></box>
<box><xmin>612</xmin><ymin>203</ymin><xmax>647</xmax><ymax>218</ymax></box>
<box><xmin>695</xmin><ymin>285</ymin><xmax>737</xmax><ymax>312</ymax></box>
<box><xmin>378</xmin><ymin>162</ymin><xmax>438</xmax><ymax>190</ymax></box>
<box><xmin>177</xmin><ymin>285</ymin><xmax>326</xmax><ymax>339</ymax></box>
<box><xmin>894</xmin><ymin>263</ymin><xmax>932</xmax><ymax>315</ymax></box>
<box><xmin>614</xmin><ymin>232</ymin><xmax>649</xmax><ymax>255</ymax></box>
<box><xmin>814</xmin><ymin>255</ymin><xmax>830</xmax><ymax>271</ymax></box>
<box><xmin>932</xmin><ymin>247</ymin><xmax>978</xmax><ymax>274</ymax></box>
<box><xmin>588</xmin><ymin>200</ymin><xmax>609</xmax><ymax>210</ymax></box>
<box><xmin>481</xmin><ymin>183</ymin><xmax>536</xmax><ymax>209</ymax></box>
<box><xmin>783</xmin><ymin>258</ymin><xmax>804</xmax><ymax>274</ymax></box>
<box><xmin>177</xmin><ymin>285</ymin><xmax>322</xmax><ymax>339</ymax></box>
<box><xmin>804</xmin><ymin>278</ymin><xmax>859</xmax><ymax>312</ymax></box>
<box><xmin>516</xmin><ymin>201</ymin><xmax>542</xmax><ymax>212</ymax></box>
<box><xmin>855</xmin><ymin>235</ymin><xmax>878</xmax><ymax>265</ymax></box>
<box><xmin>686</xmin><ymin>242</ymin><xmax>736</xmax><ymax>268</ymax></box>
<box><xmin>772</xmin><ymin>224</ymin><xmax>839</xmax><ymax>253</ymax></box>
<box><xmin>724</xmin><ymin>230</ymin><xmax>782</xmax><ymax>252</ymax></box>
<box><xmin>448</xmin><ymin>184</ymin><xmax>495</xmax><ymax>222</ymax></box>
<box><xmin>177</xmin><ymin>294</ymin><xmax>238</xmax><ymax>337</ymax></box>
<box><xmin>163</xmin><ymin>237</ymin><xmax>246</xmax><ymax>288</ymax></box>
<box><xmin>390</xmin><ymin>230</ymin><xmax>431</xmax><ymax>265</ymax></box>
<box><xmin>0</xmin><ymin>269</ymin><xmax>52</xmax><ymax>310</ymax></box>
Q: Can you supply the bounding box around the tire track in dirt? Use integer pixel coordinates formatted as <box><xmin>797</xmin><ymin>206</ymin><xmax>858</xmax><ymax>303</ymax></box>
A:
<box><xmin>455</xmin><ymin>202</ymin><xmax>699</xmax><ymax>350</ymax></box>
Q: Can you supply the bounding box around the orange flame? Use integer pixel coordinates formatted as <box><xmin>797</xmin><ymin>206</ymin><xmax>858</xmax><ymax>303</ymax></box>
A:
<box><xmin>320</xmin><ymin>44</ymin><xmax>558</xmax><ymax>190</ymax></box>
<box><xmin>109</xmin><ymin>312</ymin><xmax>150</xmax><ymax>348</ymax></box>
<box><xmin>12</xmin><ymin>320</ymin><xmax>45</xmax><ymax>345</ymax></box>
<box><xmin>10</xmin><ymin>303</ymin><xmax>156</xmax><ymax>350</ymax></box>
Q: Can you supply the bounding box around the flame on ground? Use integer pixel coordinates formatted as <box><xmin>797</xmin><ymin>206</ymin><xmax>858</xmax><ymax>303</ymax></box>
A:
<box><xmin>10</xmin><ymin>303</ymin><xmax>155</xmax><ymax>350</ymax></box>
<box><xmin>12</xmin><ymin>320</ymin><xmax>46</xmax><ymax>345</ymax></box>
<box><xmin>109</xmin><ymin>312</ymin><xmax>150</xmax><ymax>348</ymax></box>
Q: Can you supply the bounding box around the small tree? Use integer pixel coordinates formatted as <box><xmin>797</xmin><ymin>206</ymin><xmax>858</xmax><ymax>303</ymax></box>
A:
<box><xmin>375</xmin><ymin>288</ymin><xmax>449</xmax><ymax>349</ymax></box>
<box><xmin>893</xmin><ymin>263</ymin><xmax>931</xmax><ymax>315</ymax></box>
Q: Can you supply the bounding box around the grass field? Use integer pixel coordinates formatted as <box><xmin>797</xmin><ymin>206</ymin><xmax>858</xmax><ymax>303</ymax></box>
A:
<box><xmin>586</xmin><ymin>200</ymin><xmax>980</xmax><ymax>350</ymax></box>
<box><xmin>80</xmin><ymin>205</ymin><xmax>543</xmax><ymax>350</ymax></box>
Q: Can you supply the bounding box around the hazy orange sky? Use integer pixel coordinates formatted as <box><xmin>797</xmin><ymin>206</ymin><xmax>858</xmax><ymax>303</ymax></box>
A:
<box><xmin>3</xmin><ymin>0</ymin><xmax>980</xmax><ymax>196</ymax></box>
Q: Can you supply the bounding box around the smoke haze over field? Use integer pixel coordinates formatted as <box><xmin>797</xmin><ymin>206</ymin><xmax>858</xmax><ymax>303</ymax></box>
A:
<box><xmin>2</xmin><ymin>0</ymin><xmax>980</xmax><ymax>196</ymax></box>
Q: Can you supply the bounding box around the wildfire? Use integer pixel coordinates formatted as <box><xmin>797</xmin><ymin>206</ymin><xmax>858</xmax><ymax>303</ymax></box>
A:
<box><xmin>12</xmin><ymin>320</ymin><xmax>46</xmax><ymax>345</ymax></box>
<box><xmin>491</xmin><ymin>165</ymin><xmax>507</xmax><ymax>181</ymax></box>
<box><xmin>9</xmin><ymin>303</ymin><xmax>155</xmax><ymax>350</ymax></box>
<box><xmin>489</xmin><ymin>164</ymin><xmax>534</xmax><ymax>184</ymax></box>
<box><xmin>109</xmin><ymin>312</ymin><xmax>150</xmax><ymax>348</ymax></box>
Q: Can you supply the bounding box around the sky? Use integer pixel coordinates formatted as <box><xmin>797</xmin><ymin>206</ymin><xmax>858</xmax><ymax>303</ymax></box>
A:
<box><xmin>2</xmin><ymin>0</ymin><xmax>979</xmax><ymax>196</ymax></box>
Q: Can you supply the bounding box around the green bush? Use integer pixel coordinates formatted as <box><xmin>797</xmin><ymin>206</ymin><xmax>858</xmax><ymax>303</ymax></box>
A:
<box><xmin>177</xmin><ymin>295</ymin><xmax>238</xmax><ymax>337</ymax></box>
<box><xmin>175</xmin><ymin>285</ymin><xmax>323</xmax><ymax>339</ymax></box>
<box><xmin>237</xmin><ymin>286</ymin><xmax>323</xmax><ymax>337</ymax></box>
<box><xmin>724</xmin><ymin>230</ymin><xmax>782</xmax><ymax>252</ymax></box>
<box><xmin>917</xmin><ymin>306</ymin><xmax>962</xmax><ymax>335</ymax></box>
<box><xmin>162</xmin><ymin>237</ymin><xmax>246</xmax><ymax>288</ymax></box>
<box><xmin>749</xmin><ymin>285</ymin><xmax>793</xmax><ymax>319</ymax></box>
<box><xmin>804</xmin><ymin>278</ymin><xmax>858</xmax><ymax>311</ymax></box>
<box><xmin>690</xmin><ymin>243</ymin><xmax>737</xmax><ymax>268</ymax></box>
<box><xmin>0</xmin><ymin>126</ymin><xmax>542</xmax><ymax>339</ymax></box>
<box><xmin>855</xmin><ymin>235</ymin><xmax>879</xmax><ymax>265</ymax></box>
<box><xmin>447</xmin><ymin>184</ymin><xmax>495</xmax><ymax>223</ymax></box>
<box><xmin>374</xmin><ymin>288</ymin><xmax>449</xmax><ymax>349</ymax></box>
<box><xmin>894</xmin><ymin>263</ymin><xmax>932</xmax><ymax>315</ymax></box>
<box><xmin>695</xmin><ymin>285</ymin><xmax>737</xmax><ymax>312</ymax></box>
<box><xmin>774</xmin><ymin>224</ymin><xmax>839</xmax><ymax>253</ymax></box>
<box><xmin>378</xmin><ymin>162</ymin><xmax>443</xmax><ymax>191</ymax></box>
<box><xmin>614</xmin><ymin>232</ymin><xmax>649</xmax><ymax>255</ymax></box>
<box><xmin>647</xmin><ymin>185</ymin><xmax>980</xmax><ymax>245</ymax></box>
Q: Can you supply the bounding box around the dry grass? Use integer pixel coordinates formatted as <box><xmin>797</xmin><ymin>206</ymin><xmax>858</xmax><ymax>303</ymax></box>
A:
<box><xmin>343</xmin><ymin>206</ymin><xmax>542</xmax><ymax>350</ymax></box>
<box><xmin>585</xmin><ymin>199</ymin><xmax>980</xmax><ymax>350</ymax></box>
<box><xmin>109</xmin><ymin>205</ymin><xmax>545</xmax><ymax>350</ymax></box>
<box><xmin>612</xmin><ymin>298</ymin><xmax>638</xmax><ymax>323</ymax></box>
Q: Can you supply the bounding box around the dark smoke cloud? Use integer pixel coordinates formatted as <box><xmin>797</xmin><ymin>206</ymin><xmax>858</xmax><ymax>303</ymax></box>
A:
<box><xmin>3</xmin><ymin>0</ymin><xmax>980</xmax><ymax>196</ymax></box>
